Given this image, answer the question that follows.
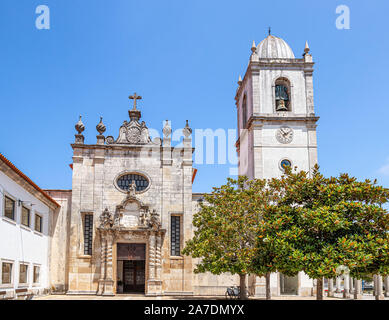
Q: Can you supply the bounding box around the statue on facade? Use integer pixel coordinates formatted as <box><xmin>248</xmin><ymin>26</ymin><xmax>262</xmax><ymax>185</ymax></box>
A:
<box><xmin>99</xmin><ymin>208</ymin><xmax>113</xmax><ymax>229</ymax></box>
<box><xmin>139</xmin><ymin>208</ymin><xmax>151</xmax><ymax>228</ymax></box>
<box><xmin>128</xmin><ymin>180</ymin><xmax>137</xmax><ymax>196</ymax></box>
<box><xmin>150</xmin><ymin>209</ymin><xmax>162</xmax><ymax>231</ymax></box>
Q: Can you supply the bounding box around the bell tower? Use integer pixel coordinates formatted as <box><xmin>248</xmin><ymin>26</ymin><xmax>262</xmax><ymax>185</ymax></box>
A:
<box><xmin>236</xmin><ymin>34</ymin><xmax>319</xmax><ymax>180</ymax></box>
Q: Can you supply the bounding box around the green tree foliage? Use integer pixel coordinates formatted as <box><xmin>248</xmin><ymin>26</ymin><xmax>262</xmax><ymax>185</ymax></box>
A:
<box><xmin>182</xmin><ymin>176</ymin><xmax>274</xmax><ymax>299</ymax></box>
<box><xmin>256</xmin><ymin>165</ymin><xmax>389</xmax><ymax>300</ymax></box>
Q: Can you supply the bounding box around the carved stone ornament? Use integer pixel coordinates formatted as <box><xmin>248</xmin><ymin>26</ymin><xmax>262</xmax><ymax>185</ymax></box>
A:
<box><xmin>162</xmin><ymin>120</ymin><xmax>172</xmax><ymax>138</ymax></box>
<box><xmin>75</xmin><ymin>115</ymin><xmax>85</xmax><ymax>134</ymax></box>
<box><xmin>183</xmin><ymin>120</ymin><xmax>192</xmax><ymax>138</ymax></box>
<box><xmin>149</xmin><ymin>209</ymin><xmax>162</xmax><ymax>231</ymax></box>
<box><xmin>99</xmin><ymin>208</ymin><xmax>114</xmax><ymax>229</ymax></box>
<box><xmin>96</xmin><ymin>116</ymin><xmax>106</xmax><ymax>135</ymax></box>
<box><xmin>106</xmin><ymin>119</ymin><xmax>156</xmax><ymax>145</ymax></box>
<box><xmin>105</xmin><ymin>93</ymin><xmax>159</xmax><ymax>146</ymax></box>
<box><xmin>128</xmin><ymin>180</ymin><xmax>137</xmax><ymax>197</ymax></box>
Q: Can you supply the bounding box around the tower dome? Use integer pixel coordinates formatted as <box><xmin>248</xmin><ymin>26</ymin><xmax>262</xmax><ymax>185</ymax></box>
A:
<box><xmin>256</xmin><ymin>35</ymin><xmax>295</xmax><ymax>59</ymax></box>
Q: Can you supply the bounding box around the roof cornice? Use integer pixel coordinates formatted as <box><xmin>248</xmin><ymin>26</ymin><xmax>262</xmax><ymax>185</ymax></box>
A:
<box><xmin>0</xmin><ymin>153</ymin><xmax>60</xmax><ymax>209</ymax></box>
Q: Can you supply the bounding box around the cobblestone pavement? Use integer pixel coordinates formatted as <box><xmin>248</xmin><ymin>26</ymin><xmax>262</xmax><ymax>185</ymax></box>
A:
<box><xmin>34</xmin><ymin>293</ymin><xmax>388</xmax><ymax>300</ymax></box>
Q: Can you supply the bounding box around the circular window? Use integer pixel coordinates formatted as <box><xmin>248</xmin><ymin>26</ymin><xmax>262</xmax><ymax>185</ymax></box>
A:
<box><xmin>280</xmin><ymin>159</ymin><xmax>292</xmax><ymax>171</ymax></box>
<box><xmin>116</xmin><ymin>173</ymin><xmax>149</xmax><ymax>192</ymax></box>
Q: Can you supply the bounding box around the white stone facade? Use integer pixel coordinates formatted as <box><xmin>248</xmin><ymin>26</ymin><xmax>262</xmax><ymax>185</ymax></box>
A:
<box><xmin>0</xmin><ymin>34</ymin><xmax>322</xmax><ymax>298</ymax></box>
<box><xmin>236</xmin><ymin>35</ymin><xmax>319</xmax><ymax>296</ymax></box>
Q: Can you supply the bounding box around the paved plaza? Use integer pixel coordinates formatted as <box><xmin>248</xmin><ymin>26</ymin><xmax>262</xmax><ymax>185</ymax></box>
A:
<box><xmin>34</xmin><ymin>293</ymin><xmax>388</xmax><ymax>301</ymax></box>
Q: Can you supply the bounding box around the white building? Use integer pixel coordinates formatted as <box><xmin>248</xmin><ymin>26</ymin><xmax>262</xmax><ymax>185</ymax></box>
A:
<box><xmin>235</xmin><ymin>34</ymin><xmax>319</xmax><ymax>296</ymax></box>
<box><xmin>1</xmin><ymin>33</ymin><xmax>322</xmax><ymax>298</ymax></box>
<box><xmin>0</xmin><ymin>153</ymin><xmax>60</xmax><ymax>298</ymax></box>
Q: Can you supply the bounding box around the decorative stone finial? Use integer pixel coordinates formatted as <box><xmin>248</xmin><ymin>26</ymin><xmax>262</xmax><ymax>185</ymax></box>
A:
<box><xmin>251</xmin><ymin>40</ymin><xmax>256</xmax><ymax>53</ymax></box>
<box><xmin>75</xmin><ymin>115</ymin><xmax>85</xmax><ymax>134</ymax></box>
<box><xmin>238</xmin><ymin>75</ymin><xmax>243</xmax><ymax>86</ymax></box>
<box><xmin>304</xmin><ymin>41</ymin><xmax>310</xmax><ymax>54</ymax></box>
<box><xmin>163</xmin><ymin>120</ymin><xmax>172</xmax><ymax>138</ymax></box>
<box><xmin>183</xmin><ymin>120</ymin><xmax>192</xmax><ymax>138</ymax></box>
<box><xmin>96</xmin><ymin>116</ymin><xmax>106</xmax><ymax>135</ymax></box>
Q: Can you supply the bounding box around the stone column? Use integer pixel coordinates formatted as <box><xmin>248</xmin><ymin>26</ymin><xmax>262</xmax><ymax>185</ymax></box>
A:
<box><xmin>349</xmin><ymin>277</ymin><xmax>354</xmax><ymax>294</ymax></box>
<box><xmin>384</xmin><ymin>276</ymin><xmax>389</xmax><ymax>298</ymax></box>
<box><xmin>373</xmin><ymin>274</ymin><xmax>377</xmax><ymax>296</ymax></box>
<box><xmin>97</xmin><ymin>234</ymin><xmax>106</xmax><ymax>295</ymax></box>
<box><xmin>354</xmin><ymin>279</ymin><xmax>362</xmax><ymax>300</ymax></box>
<box><xmin>327</xmin><ymin>278</ymin><xmax>334</xmax><ymax>297</ymax></box>
<box><xmin>375</xmin><ymin>275</ymin><xmax>384</xmax><ymax>300</ymax></box>
<box><xmin>335</xmin><ymin>276</ymin><xmax>342</xmax><ymax>293</ymax></box>
<box><xmin>155</xmin><ymin>233</ymin><xmax>162</xmax><ymax>281</ymax></box>
<box><xmin>343</xmin><ymin>275</ymin><xmax>350</xmax><ymax>298</ymax></box>
<box><xmin>148</xmin><ymin>232</ymin><xmax>156</xmax><ymax>280</ymax></box>
<box><xmin>103</xmin><ymin>233</ymin><xmax>114</xmax><ymax>296</ymax></box>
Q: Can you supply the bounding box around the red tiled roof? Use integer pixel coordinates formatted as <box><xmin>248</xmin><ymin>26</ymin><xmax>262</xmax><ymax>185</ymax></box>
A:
<box><xmin>0</xmin><ymin>153</ymin><xmax>60</xmax><ymax>208</ymax></box>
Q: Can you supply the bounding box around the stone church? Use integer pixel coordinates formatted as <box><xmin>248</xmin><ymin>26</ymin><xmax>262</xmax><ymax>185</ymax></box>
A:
<box><xmin>46</xmin><ymin>34</ymin><xmax>319</xmax><ymax>297</ymax></box>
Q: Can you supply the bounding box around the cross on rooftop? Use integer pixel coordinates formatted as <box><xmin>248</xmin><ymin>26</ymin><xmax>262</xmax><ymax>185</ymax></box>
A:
<box><xmin>129</xmin><ymin>92</ymin><xmax>142</xmax><ymax>110</ymax></box>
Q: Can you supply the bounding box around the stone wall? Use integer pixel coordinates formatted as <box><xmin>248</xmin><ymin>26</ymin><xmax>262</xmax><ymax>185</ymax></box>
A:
<box><xmin>45</xmin><ymin>190</ymin><xmax>72</xmax><ymax>293</ymax></box>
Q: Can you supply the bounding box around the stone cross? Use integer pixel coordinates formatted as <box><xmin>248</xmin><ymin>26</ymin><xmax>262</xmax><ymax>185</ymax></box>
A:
<box><xmin>129</xmin><ymin>92</ymin><xmax>142</xmax><ymax>110</ymax></box>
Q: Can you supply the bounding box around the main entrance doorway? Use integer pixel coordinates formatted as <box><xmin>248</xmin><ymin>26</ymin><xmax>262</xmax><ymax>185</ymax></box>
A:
<box><xmin>123</xmin><ymin>260</ymin><xmax>145</xmax><ymax>292</ymax></box>
<box><xmin>117</xmin><ymin>243</ymin><xmax>146</xmax><ymax>293</ymax></box>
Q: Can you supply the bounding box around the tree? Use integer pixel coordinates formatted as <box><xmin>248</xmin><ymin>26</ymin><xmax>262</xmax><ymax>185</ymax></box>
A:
<box><xmin>255</xmin><ymin>165</ymin><xmax>389</xmax><ymax>300</ymax></box>
<box><xmin>182</xmin><ymin>176</ymin><xmax>274</xmax><ymax>299</ymax></box>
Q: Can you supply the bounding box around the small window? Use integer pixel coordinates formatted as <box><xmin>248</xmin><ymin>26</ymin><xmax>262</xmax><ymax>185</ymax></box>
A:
<box><xmin>242</xmin><ymin>94</ymin><xmax>247</xmax><ymax>128</ymax></box>
<box><xmin>21</xmin><ymin>207</ymin><xmax>30</xmax><ymax>227</ymax></box>
<box><xmin>33</xmin><ymin>266</ymin><xmax>40</xmax><ymax>283</ymax></box>
<box><xmin>117</xmin><ymin>173</ymin><xmax>149</xmax><ymax>192</ymax></box>
<box><xmin>275</xmin><ymin>78</ymin><xmax>291</xmax><ymax>112</ymax></box>
<box><xmin>4</xmin><ymin>196</ymin><xmax>15</xmax><ymax>220</ymax></box>
<box><xmin>171</xmin><ymin>216</ymin><xmax>181</xmax><ymax>256</ymax></box>
<box><xmin>2</xmin><ymin>262</ymin><xmax>12</xmax><ymax>284</ymax></box>
<box><xmin>280</xmin><ymin>159</ymin><xmax>292</xmax><ymax>171</ymax></box>
<box><xmin>84</xmin><ymin>214</ymin><xmax>93</xmax><ymax>255</ymax></box>
<box><xmin>19</xmin><ymin>264</ymin><xmax>28</xmax><ymax>284</ymax></box>
<box><xmin>35</xmin><ymin>214</ymin><xmax>42</xmax><ymax>233</ymax></box>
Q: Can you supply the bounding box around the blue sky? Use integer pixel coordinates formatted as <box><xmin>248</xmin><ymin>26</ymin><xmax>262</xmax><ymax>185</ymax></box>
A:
<box><xmin>0</xmin><ymin>0</ymin><xmax>389</xmax><ymax>193</ymax></box>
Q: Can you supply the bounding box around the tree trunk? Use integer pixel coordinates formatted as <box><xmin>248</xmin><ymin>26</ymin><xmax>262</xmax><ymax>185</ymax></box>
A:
<box><xmin>239</xmin><ymin>274</ymin><xmax>248</xmax><ymax>300</ymax></box>
<box><xmin>266</xmin><ymin>272</ymin><xmax>271</xmax><ymax>300</ymax></box>
<box><xmin>316</xmin><ymin>277</ymin><xmax>324</xmax><ymax>300</ymax></box>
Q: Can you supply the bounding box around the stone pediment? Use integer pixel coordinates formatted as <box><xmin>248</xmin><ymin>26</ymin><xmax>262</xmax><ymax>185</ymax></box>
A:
<box><xmin>106</xmin><ymin>119</ymin><xmax>155</xmax><ymax>145</ymax></box>
<box><xmin>98</xmin><ymin>193</ymin><xmax>162</xmax><ymax>232</ymax></box>
<box><xmin>105</xmin><ymin>93</ymin><xmax>160</xmax><ymax>146</ymax></box>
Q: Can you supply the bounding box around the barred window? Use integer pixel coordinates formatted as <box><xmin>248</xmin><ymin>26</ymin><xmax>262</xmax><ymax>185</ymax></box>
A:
<box><xmin>171</xmin><ymin>216</ymin><xmax>181</xmax><ymax>256</ymax></box>
<box><xmin>4</xmin><ymin>196</ymin><xmax>15</xmax><ymax>220</ymax></box>
<box><xmin>22</xmin><ymin>207</ymin><xmax>30</xmax><ymax>227</ymax></box>
<box><xmin>84</xmin><ymin>214</ymin><xmax>93</xmax><ymax>255</ymax></box>
<box><xmin>117</xmin><ymin>173</ymin><xmax>149</xmax><ymax>192</ymax></box>
<box><xmin>242</xmin><ymin>94</ymin><xmax>247</xmax><ymax>128</ymax></box>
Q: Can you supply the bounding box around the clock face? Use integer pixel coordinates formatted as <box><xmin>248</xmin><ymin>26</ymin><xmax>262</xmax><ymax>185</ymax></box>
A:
<box><xmin>280</xmin><ymin>159</ymin><xmax>292</xmax><ymax>170</ymax></box>
<box><xmin>276</xmin><ymin>126</ymin><xmax>293</xmax><ymax>144</ymax></box>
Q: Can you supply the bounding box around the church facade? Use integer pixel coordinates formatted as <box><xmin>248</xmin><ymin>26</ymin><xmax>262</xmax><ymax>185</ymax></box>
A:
<box><xmin>45</xmin><ymin>34</ymin><xmax>319</xmax><ymax>297</ymax></box>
